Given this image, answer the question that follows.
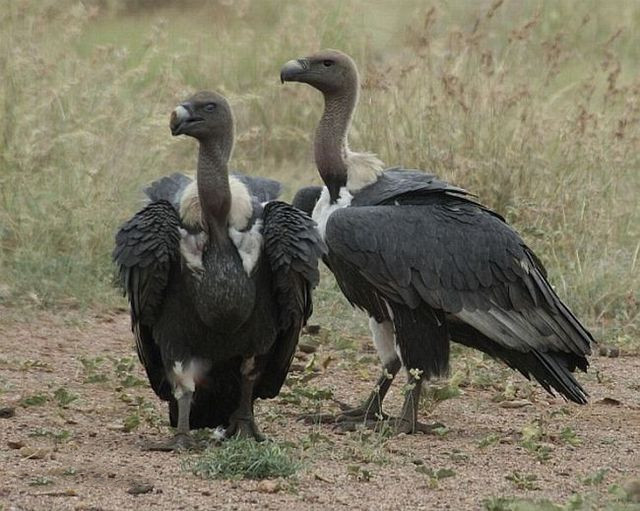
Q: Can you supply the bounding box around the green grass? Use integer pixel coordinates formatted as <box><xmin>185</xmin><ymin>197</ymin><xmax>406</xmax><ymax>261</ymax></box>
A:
<box><xmin>186</xmin><ymin>438</ymin><xmax>300</xmax><ymax>480</ymax></box>
<box><xmin>0</xmin><ymin>0</ymin><xmax>638</xmax><ymax>347</ymax></box>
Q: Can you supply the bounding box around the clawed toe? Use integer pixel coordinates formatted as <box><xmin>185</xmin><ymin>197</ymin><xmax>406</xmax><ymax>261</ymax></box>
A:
<box><xmin>301</xmin><ymin>411</ymin><xmax>444</xmax><ymax>436</ymax></box>
<box><xmin>225</xmin><ymin>418</ymin><xmax>266</xmax><ymax>442</ymax></box>
<box><xmin>393</xmin><ymin>419</ymin><xmax>445</xmax><ymax>435</ymax></box>
<box><xmin>143</xmin><ymin>433</ymin><xmax>195</xmax><ymax>452</ymax></box>
<box><xmin>299</xmin><ymin>405</ymin><xmax>387</xmax><ymax>426</ymax></box>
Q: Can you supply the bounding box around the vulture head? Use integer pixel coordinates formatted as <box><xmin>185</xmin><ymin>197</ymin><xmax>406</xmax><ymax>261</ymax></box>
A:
<box><xmin>170</xmin><ymin>91</ymin><xmax>234</xmax><ymax>142</ymax></box>
<box><xmin>280</xmin><ymin>49</ymin><xmax>359</xmax><ymax>96</ymax></box>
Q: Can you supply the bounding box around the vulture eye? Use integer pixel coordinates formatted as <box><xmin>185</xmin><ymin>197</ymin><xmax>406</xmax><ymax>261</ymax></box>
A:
<box><xmin>204</xmin><ymin>103</ymin><xmax>217</xmax><ymax>112</ymax></box>
<box><xmin>322</xmin><ymin>59</ymin><xmax>334</xmax><ymax>67</ymax></box>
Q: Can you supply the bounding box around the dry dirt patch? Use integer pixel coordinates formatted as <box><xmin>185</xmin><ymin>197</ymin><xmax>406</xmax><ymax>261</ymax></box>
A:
<box><xmin>0</xmin><ymin>307</ymin><xmax>639</xmax><ymax>510</ymax></box>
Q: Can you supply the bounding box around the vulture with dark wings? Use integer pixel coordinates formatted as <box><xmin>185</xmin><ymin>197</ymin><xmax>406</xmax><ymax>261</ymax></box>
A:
<box><xmin>114</xmin><ymin>91</ymin><xmax>325</xmax><ymax>449</ymax></box>
<box><xmin>281</xmin><ymin>50</ymin><xmax>593</xmax><ymax>434</ymax></box>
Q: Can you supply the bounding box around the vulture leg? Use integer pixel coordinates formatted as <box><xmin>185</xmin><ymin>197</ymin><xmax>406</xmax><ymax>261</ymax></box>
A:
<box><xmin>144</xmin><ymin>390</ymin><xmax>196</xmax><ymax>451</ymax></box>
<box><xmin>301</xmin><ymin>318</ymin><xmax>401</xmax><ymax>427</ymax></box>
<box><xmin>335</xmin><ymin>317</ymin><xmax>402</xmax><ymax>420</ymax></box>
<box><xmin>300</xmin><ymin>357</ymin><xmax>400</xmax><ymax>428</ymax></box>
<box><xmin>394</xmin><ymin>374</ymin><xmax>443</xmax><ymax>435</ymax></box>
<box><xmin>225</xmin><ymin>357</ymin><xmax>265</xmax><ymax>441</ymax></box>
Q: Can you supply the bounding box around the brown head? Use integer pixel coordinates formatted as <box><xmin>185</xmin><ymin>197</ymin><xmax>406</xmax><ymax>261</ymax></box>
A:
<box><xmin>281</xmin><ymin>50</ymin><xmax>361</xmax><ymax>200</ymax></box>
<box><xmin>170</xmin><ymin>91</ymin><xmax>234</xmax><ymax>159</ymax></box>
<box><xmin>280</xmin><ymin>49</ymin><xmax>359</xmax><ymax>98</ymax></box>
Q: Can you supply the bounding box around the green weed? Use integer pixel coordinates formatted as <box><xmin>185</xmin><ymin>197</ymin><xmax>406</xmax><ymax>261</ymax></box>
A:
<box><xmin>20</xmin><ymin>394</ymin><xmax>48</xmax><ymax>407</ymax></box>
<box><xmin>506</xmin><ymin>471</ymin><xmax>540</xmax><ymax>491</ymax></box>
<box><xmin>186</xmin><ymin>438</ymin><xmax>300</xmax><ymax>480</ymax></box>
<box><xmin>53</xmin><ymin>387</ymin><xmax>78</xmax><ymax>407</ymax></box>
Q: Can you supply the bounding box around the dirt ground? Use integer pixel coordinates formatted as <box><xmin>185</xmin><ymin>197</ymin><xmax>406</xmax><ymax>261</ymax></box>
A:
<box><xmin>0</xmin><ymin>306</ymin><xmax>639</xmax><ymax>511</ymax></box>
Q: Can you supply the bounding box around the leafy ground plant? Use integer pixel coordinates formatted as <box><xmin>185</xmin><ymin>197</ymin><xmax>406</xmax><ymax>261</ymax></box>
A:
<box><xmin>185</xmin><ymin>438</ymin><xmax>301</xmax><ymax>480</ymax></box>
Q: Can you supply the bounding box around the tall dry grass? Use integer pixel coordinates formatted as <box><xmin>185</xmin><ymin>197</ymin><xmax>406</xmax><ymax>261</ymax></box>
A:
<box><xmin>0</xmin><ymin>0</ymin><xmax>638</xmax><ymax>345</ymax></box>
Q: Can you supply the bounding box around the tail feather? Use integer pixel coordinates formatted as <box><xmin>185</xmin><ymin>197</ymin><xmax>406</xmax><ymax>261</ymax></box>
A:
<box><xmin>451</xmin><ymin>324</ymin><xmax>588</xmax><ymax>404</ymax></box>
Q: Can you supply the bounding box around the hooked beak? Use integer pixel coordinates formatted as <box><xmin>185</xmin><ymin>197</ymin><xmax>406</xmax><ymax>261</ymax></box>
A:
<box><xmin>280</xmin><ymin>58</ymin><xmax>309</xmax><ymax>83</ymax></box>
<box><xmin>170</xmin><ymin>104</ymin><xmax>204</xmax><ymax>136</ymax></box>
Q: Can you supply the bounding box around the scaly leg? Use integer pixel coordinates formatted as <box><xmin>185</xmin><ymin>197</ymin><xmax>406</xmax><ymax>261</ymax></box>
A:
<box><xmin>303</xmin><ymin>357</ymin><xmax>401</xmax><ymax>427</ymax></box>
<box><xmin>144</xmin><ymin>390</ymin><xmax>196</xmax><ymax>451</ymax></box>
<box><xmin>225</xmin><ymin>357</ymin><xmax>265</xmax><ymax>441</ymax></box>
<box><xmin>302</xmin><ymin>318</ymin><xmax>401</xmax><ymax>428</ymax></box>
<box><xmin>394</xmin><ymin>372</ymin><xmax>443</xmax><ymax>435</ymax></box>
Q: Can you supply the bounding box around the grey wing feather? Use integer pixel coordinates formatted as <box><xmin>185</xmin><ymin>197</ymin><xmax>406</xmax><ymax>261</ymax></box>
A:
<box><xmin>292</xmin><ymin>185</ymin><xmax>323</xmax><ymax>216</ymax></box>
<box><xmin>326</xmin><ymin>202</ymin><xmax>593</xmax><ymax>402</ymax></box>
<box><xmin>256</xmin><ymin>201</ymin><xmax>326</xmax><ymax>397</ymax></box>
<box><xmin>113</xmin><ymin>200</ymin><xmax>182</xmax><ymax>400</ymax></box>
<box><xmin>144</xmin><ymin>172</ymin><xmax>281</xmax><ymax>210</ymax></box>
<box><xmin>143</xmin><ymin>172</ymin><xmax>192</xmax><ymax>208</ymax></box>
<box><xmin>232</xmin><ymin>173</ymin><xmax>282</xmax><ymax>202</ymax></box>
<box><xmin>351</xmin><ymin>168</ymin><xmax>471</xmax><ymax>207</ymax></box>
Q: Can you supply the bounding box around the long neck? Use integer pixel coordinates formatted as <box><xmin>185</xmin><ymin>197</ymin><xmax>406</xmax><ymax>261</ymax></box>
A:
<box><xmin>197</xmin><ymin>138</ymin><xmax>232</xmax><ymax>241</ymax></box>
<box><xmin>314</xmin><ymin>89</ymin><xmax>357</xmax><ymax>202</ymax></box>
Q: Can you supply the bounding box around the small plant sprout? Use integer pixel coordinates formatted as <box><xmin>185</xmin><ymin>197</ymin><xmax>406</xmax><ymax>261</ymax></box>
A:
<box><xmin>20</xmin><ymin>394</ymin><xmax>48</xmax><ymax>407</ymax></box>
<box><xmin>583</xmin><ymin>468</ymin><xmax>609</xmax><ymax>486</ymax></box>
<box><xmin>347</xmin><ymin>464</ymin><xmax>373</xmax><ymax>482</ymax></box>
<box><xmin>506</xmin><ymin>471</ymin><xmax>540</xmax><ymax>491</ymax></box>
<box><xmin>53</xmin><ymin>387</ymin><xmax>78</xmax><ymax>407</ymax></box>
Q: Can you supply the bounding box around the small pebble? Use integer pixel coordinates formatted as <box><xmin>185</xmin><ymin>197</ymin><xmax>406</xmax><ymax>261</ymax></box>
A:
<box><xmin>7</xmin><ymin>440</ymin><xmax>25</xmax><ymax>450</ymax></box>
<box><xmin>299</xmin><ymin>341</ymin><xmax>319</xmax><ymax>354</ymax></box>
<box><xmin>598</xmin><ymin>345</ymin><xmax>620</xmax><ymax>357</ymax></box>
<box><xmin>19</xmin><ymin>446</ymin><xmax>50</xmax><ymax>459</ymax></box>
<box><xmin>499</xmin><ymin>399</ymin><xmax>532</xmax><ymax>409</ymax></box>
<box><xmin>127</xmin><ymin>482</ymin><xmax>154</xmax><ymax>495</ymax></box>
<box><xmin>0</xmin><ymin>407</ymin><xmax>16</xmax><ymax>419</ymax></box>
<box><xmin>596</xmin><ymin>397</ymin><xmax>622</xmax><ymax>406</ymax></box>
<box><xmin>256</xmin><ymin>480</ymin><xmax>281</xmax><ymax>494</ymax></box>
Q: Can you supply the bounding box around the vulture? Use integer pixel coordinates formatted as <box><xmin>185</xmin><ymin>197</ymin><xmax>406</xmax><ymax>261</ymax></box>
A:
<box><xmin>113</xmin><ymin>91</ymin><xmax>325</xmax><ymax>449</ymax></box>
<box><xmin>280</xmin><ymin>50</ymin><xmax>594</xmax><ymax>434</ymax></box>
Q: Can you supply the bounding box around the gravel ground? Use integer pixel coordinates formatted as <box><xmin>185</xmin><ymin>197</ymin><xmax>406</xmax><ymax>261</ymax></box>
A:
<box><xmin>1</xmin><ymin>306</ymin><xmax>639</xmax><ymax>510</ymax></box>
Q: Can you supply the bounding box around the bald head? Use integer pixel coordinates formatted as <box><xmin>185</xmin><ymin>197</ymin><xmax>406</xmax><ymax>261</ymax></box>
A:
<box><xmin>280</xmin><ymin>49</ymin><xmax>359</xmax><ymax>97</ymax></box>
<box><xmin>170</xmin><ymin>90</ymin><xmax>234</xmax><ymax>143</ymax></box>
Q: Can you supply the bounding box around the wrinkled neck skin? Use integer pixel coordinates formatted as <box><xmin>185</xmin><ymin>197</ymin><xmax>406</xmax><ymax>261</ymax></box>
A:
<box><xmin>194</xmin><ymin>137</ymin><xmax>255</xmax><ymax>330</ymax></box>
<box><xmin>315</xmin><ymin>89</ymin><xmax>357</xmax><ymax>203</ymax></box>
<box><xmin>197</xmin><ymin>137</ymin><xmax>232</xmax><ymax>242</ymax></box>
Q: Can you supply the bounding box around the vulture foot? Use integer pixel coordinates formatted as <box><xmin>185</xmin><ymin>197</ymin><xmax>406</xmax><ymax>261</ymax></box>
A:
<box><xmin>300</xmin><ymin>399</ymin><xmax>389</xmax><ymax>425</ymax></box>
<box><xmin>393</xmin><ymin>418</ymin><xmax>445</xmax><ymax>435</ymax></box>
<box><xmin>225</xmin><ymin>418</ymin><xmax>266</xmax><ymax>442</ymax></box>
<box><xmin>143</xmin><ymin>432</ymin><xmax>196</xmax><ymax>452</ymax></box>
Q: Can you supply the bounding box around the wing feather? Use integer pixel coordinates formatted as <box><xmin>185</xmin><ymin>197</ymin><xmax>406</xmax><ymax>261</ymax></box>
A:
<box><xmin>113</xmin><ymin>200</ymin><xmax>181</xmax><ymax>400</ymax></box>
<box><xmin>325</xmin><ymin>200</ymin><xmax>593</xmax><ymax>402</ymax></box>
<box><xmin>256</xmin><ymin>201</ymin><xmax>326</xmax><ymax>398</ymax></box>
